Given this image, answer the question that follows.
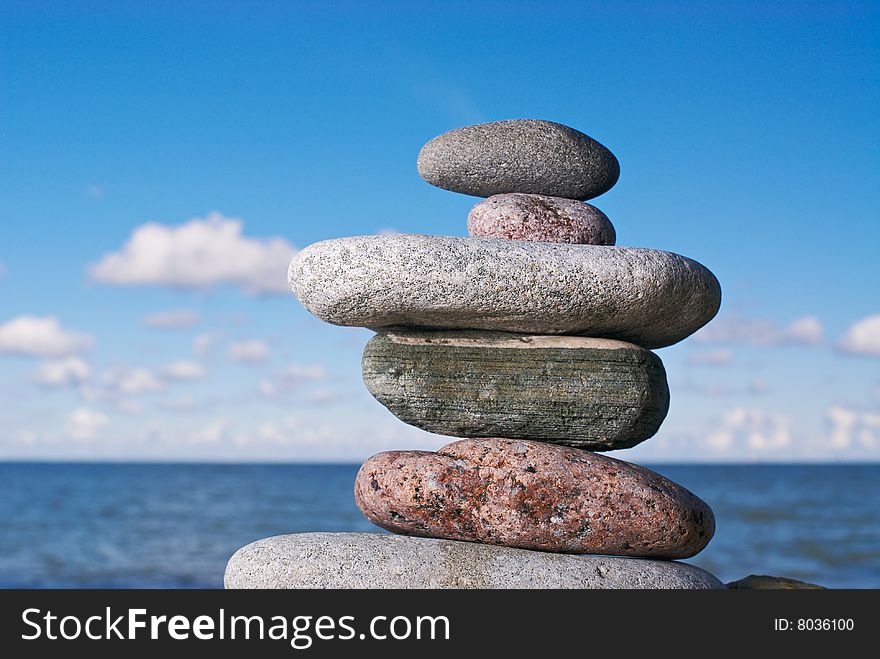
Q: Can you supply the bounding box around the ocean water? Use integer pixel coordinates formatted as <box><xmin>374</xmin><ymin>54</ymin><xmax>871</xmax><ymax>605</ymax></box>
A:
<box><xmin>0</xmin><ymin>462</ymin><xmax>877</xmax><ymax>589</ymax></box>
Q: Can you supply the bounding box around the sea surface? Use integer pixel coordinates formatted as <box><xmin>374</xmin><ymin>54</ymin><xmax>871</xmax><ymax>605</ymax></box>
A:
<box><xmin>1</xmin><ymin>463</ymin><xmax>878</xmax><ymax>588</ymax></box>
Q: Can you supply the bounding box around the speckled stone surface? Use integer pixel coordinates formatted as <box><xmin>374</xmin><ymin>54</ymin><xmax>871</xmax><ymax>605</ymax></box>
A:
<box><xmin>417</xmin><ymin>120</ymin><xmax>620</xmax><ymax>200</ymax></box>
<box><xmin>355</xmin><ymin>438</ymin><xmax>715</xmax><ymax>559</ymax></box>
<box><xmin>288</xmin><ymin>235</ymin><xmax>721</xmax><ymax>349</ymax></box>
<box><xmin>468</xmin><ymin>193</ymin><xmax>616</xmax><ymax>245</ymax></box>
<box><xmin>224</xmin><ymin>532</ymin><xmax>723</xmax><ymax>589</ymax></box>
<box><xmin>362</xmin><ymin>331</ymin><xmax>668</xmax><ymax>449</ymax></box>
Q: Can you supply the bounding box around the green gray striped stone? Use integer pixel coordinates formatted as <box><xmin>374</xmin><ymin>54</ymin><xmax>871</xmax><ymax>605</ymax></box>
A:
<box><xmin>362</xmin><ymin>330</ymin><xmax>669</xmax><ymax>450</ymax></box>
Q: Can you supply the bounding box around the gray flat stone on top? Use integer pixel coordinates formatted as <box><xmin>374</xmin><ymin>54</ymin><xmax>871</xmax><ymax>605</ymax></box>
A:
<box><xmin>288</xmin><ymin>234</ymin><xmax>721</xmax><ymax>349</ymax></box>
<box><xmin>225</xmin><ymin>532</ymin><xmax>724</xmax><ymax>589</ymax></box>
<box><xmin>417</xmin><ymin>120</ymin><xmax>620</xmax><ymax>200</ymax></box>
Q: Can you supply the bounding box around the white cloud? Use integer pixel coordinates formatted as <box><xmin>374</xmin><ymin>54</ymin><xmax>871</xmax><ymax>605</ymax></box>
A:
<box><xmin>89</xmin><ymin>212</ymin><xmax>297</xmax><ymax>294</ymax></box>
<box><xmin>690</xmin><ymin>382</ymin><xmax>734</xmax><ymax>397</ymax></box>
<box><xmin>253</xmin><ymin>422</ymin><xmax>286</xmax><ymax>444</ymax></box>
<box><xmin>64</xmin><ymin>408</ymin><xmax>109</xmax><ymax>440</ymax></box>
<box><xmin>103</xmin><ymin>368</ymin><xmax>165</xmax><ymax>394</ymax></box>
<box><xmin>143</xmin><ymin>309</ymin><xmax>201</xmax><ymax>329</ymax></box>
<box><xmin>77</xmin><ymin>384</ymin><xmax>103</xmax><ymax>402</ymax></box>
<box><xmin>227</xmin><ymin>414</ymin><xmax>440</xmax><ymax>458</ymax></box>
<box><xmin>827</xmin><ymin>406</ymin><xmax>880</xmax><ymax>449</ymax></box>
<box><xmin>193</xmin><ymin>419</ymin><xmax>227</xmax><ymax>445</ymax></box>
<box><xmin>838</xmin><ymin>314</ymin><xmax>880</xmax><ymax>357</ymax></box>
<box><xmin>748</xmin><ymin>379</ymin><xmax>768</xmax><ymax>395</ymax></box>
<box><xmin>80</xmin><ymin>360</ymin><xmax>202</xmax><ymax>408</ymax></box>
<box><xmin>705</xmin><ymin>407</ymin><xmax>792</xmax><ymax>452</ymax></box>
<box><xmin>785</xmin><ymin>316</ymin><xmax>823</xmax><ymax>345</ymax></box>
<box><xmin>0</xmin><ymin>316</ymin><xmax>93</xmax><ymax>357</ymax></box>
<box><xmin>828</xmin><ymin>406</ymin><xmax>857</xmax><ymax>449</ymax></box>
<box><xmin>687</xmin><ymin>348</ymin><xmax>733</xmax><ymax>366</ymax></box>
<box><xmin>15</xmin><ymin>431</ymin><xmax>37</xmax><ymax>445</ymax></box>
<box><xmin>115</xmin><ymin>399</ymin><xmax>144</xmax><ymax>415</ymax></box>
<box><xmin>694</xmin><ymin>314</ymin><xmax>823</xmax><ymax>347</ymax></box>
<box><xmin>280</xmin><ymin>364</ymin><xmax>326</xmax><ymax>382</ymax></box>
<box><xmin>238</xmin><ymin>417</ymin><xmax>341</xmax><ymax>448</ymax></box>
<box><xmin>32</xmin><ymin>357</ymin><xmax>92</xmax><ymax>387</ymax></box>
<box><xmin>229</xmin><ymin>339</ymin><xmax>269</xmax><ymax>363</ymax></box>
<box><xmin>193</xmin><ymin>332</ymin><xmax>219</xmax><ymax>357</ymax></box>
<box><xmin>260</xmin><ymin>363</ymin><xmax>328</xmax><ymax>398</ymax></box>
<box><xmin>160</xmin><ymin>361</ymin><xmax>207</xmax><ymax>381</ymax></box>
<box><xmin>158</xmin><ymin>395</ymin><xmax>197</xmax><ymax>412</ymax></box>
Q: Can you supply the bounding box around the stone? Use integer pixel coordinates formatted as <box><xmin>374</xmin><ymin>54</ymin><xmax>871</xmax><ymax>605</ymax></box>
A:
<box><xmin>362</xmin><ymin>331</ymin><xmax>668</xmax><ymax>449</ymax></box>
<box><xmin>288</xmin><ymin>235</ymin><xmax>721</xmax><ymax>349</ymax></box>
<box><xmin>225</xmin><ymin>532</ymin><xmax>724</xmax><ymax>589</ymax></box>
<box><xmin>355</xmin><ymin>438</ymin><xmax>715</xmax><ymax>559</ymax></box>
<box><xmin>417</xmin><ymin>120</ymin><xmax>620</xmax><ymax>200</ymax></box>
<box><xmin>468</xmin><ymin>193</ymin><xmax>616</xmax><ymax>245</ymax></box>
<box><xmin>726</xmin><ymin>575</ymin><xmax>826</xmax><ymax>589</ymax></box>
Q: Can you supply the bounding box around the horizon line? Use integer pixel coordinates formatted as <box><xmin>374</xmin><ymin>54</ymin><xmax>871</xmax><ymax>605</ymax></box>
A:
<box><xmin>1</xmin><ymin>458</ymin><xmax>878</xmax><ymax>467</ymax></box>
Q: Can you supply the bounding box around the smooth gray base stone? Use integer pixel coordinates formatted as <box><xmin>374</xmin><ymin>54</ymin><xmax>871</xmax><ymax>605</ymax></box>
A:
<box><xmin>362</xmin><ymin>331</ymin><xmax>669</xmax><ymax>450</ymax></box>
<box><xmin>288</xmin><ymin>235</ymin><xmax>722</xmax><ymax>349</ymax></box>
<box><xmin>224</xmin><ymin>533</ymin><xmax>724</xmax><ymax>589</ymax></box>
<box><xmin>417</xmin><ymin>119</ymin><xmax>620</xmax><ymax>200</ymax></box>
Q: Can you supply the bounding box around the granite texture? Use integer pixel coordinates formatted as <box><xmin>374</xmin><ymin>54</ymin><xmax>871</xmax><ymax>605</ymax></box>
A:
<box><xmin>362</xmin><ymin>331</ymin><xmax>668</xmax><ymax>449</ymax></box>
<box><xmin>288</xmin><ymin>235</ymin><xmax>721</xmax><ymax>349</ymax></box>
<box><xmin>355</xmin><ymin>438</ymin><xmax>715</xmax><ymax>558</ymax></box>
<box><xmin>417</xmin><ymin>120</ymin><xmax>620</xmax><ymax>200</ymax></box>
<box><xmin>468</xmin><ymin>193</ymin><xmax>616</xmax><ymax>244</ymax></box>
<box><xmin>224</xmin><ymin>532</ymin><xmax>724</xmax><ymax>589</ymax></box>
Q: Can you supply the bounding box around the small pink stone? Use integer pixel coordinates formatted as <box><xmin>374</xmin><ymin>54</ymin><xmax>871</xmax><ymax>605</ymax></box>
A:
<box><xmin>467</xmin><ymin>193</ymin><xmax>616</xmax><ymax>244</ymax></box>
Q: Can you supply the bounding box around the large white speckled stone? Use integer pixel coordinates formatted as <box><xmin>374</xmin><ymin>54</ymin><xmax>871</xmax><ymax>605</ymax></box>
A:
<box><xmin>288</xmin><ymin>235</ymin><xmax>721</xmax><ymax>349</ymax></box>
<box><xmin>224</xmin><ymin>533</ymin><xmax>724</xmax><ymax>589</ymax></box>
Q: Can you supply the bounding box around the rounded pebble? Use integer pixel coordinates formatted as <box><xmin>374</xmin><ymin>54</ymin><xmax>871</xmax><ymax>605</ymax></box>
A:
<box><xmin>225</xmin><ymin>532</ymin><xmax>724</xmax><ymax>589</ymax></box>
<box><xmin>468</xmin><ymin>193</ymin><xmax>616</xmax><ymax>244</ymax></box>
<box><xmin>362</xmin><ymin>331</ymin><xmax>668</xmax><ymax>449</ymax></box>
<box><xmin>417</xmin><ymin>119</ymin><xmax>620</xmax><ymax>200</ymax></box>
<box><xmin>356</xmin><ymin>438</ymin><xmax>715</xmax><ymax>559</ymax></box>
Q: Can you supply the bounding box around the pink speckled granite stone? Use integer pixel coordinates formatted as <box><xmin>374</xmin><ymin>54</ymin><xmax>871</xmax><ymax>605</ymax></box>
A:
<box><xmin>468</xmin><ymin>193</ymin><xmax>616</xmax><ymax>244</ymax></box>
<box><xmin>355</xmin><ymin>438</ymin><xmax>715</xmax><ymax>559</ymax></box>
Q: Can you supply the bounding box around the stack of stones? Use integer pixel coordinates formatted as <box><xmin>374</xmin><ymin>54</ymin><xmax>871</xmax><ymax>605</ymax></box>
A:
<box><xmin>226</xmin><ymin>120</ymin><xmax>725</xmax><ymax>589</ymax></box>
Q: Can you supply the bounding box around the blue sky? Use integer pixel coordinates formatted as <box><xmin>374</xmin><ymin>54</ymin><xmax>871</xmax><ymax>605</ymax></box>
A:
<box><xmin>0</xmin><ymin>0</ymin><xmax>878</xmax><ymax>461</ymax></box>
